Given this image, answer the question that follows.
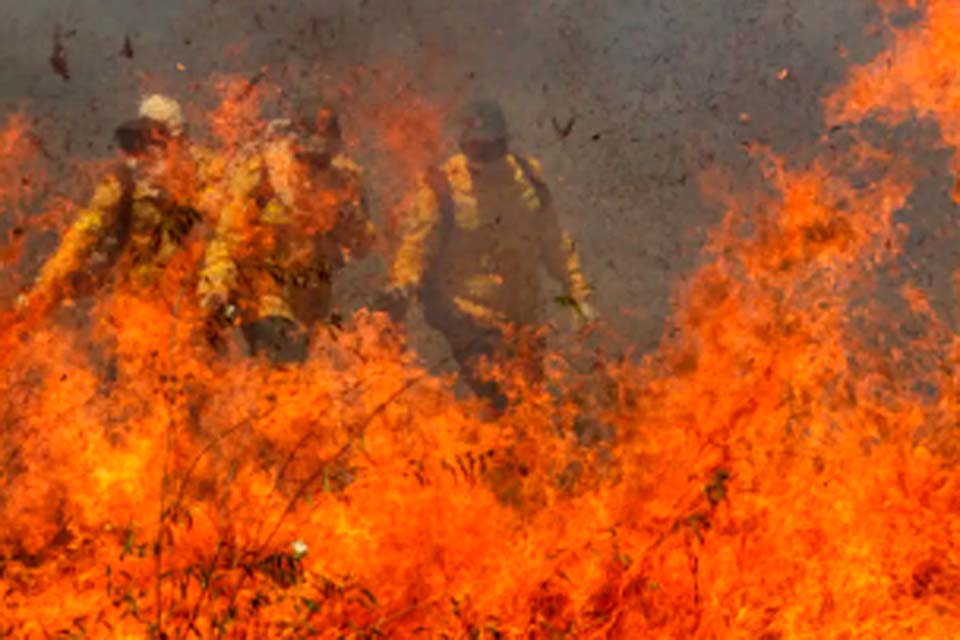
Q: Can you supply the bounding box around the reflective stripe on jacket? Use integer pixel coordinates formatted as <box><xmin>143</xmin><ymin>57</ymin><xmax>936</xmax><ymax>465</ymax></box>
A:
<box><xmin>389</xmin><ymin>152</ymin><xmax>590</xmax><ymax>326</ymax></box>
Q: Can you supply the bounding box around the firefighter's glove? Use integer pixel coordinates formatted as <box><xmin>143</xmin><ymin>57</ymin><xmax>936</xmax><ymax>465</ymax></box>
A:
<box><xmin>577</xmin><ymin>300</ymin><xmax>598</xmax><ymax>323</ymax></box>
<box><xmin>555</xmin><ymin>294</ymin><xmax>597</xmax><ymax>325</ymax></box>
<box><xmin>201</xmin><ymin>290</ymin><xmax>238</xmax><ymax>334</ymax></box>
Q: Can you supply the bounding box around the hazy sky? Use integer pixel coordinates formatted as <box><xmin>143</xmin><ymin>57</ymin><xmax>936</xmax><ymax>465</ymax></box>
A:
<box><xmin>3</xmin><ymin>0</ymin><xmax>921</xmax><ymax>350</ymax></box>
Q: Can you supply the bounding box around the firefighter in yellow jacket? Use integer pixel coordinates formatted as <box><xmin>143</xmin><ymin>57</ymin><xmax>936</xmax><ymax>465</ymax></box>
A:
<box><xmin>197</xmin><ymin>100</ymin><xmax>375</xmax><ymax>363</ymax></box>
<box><xmin>384</xmin><ymin>98</ymin><xmax>594</xmax><ymax>409</ymax></box>
<box><xmin>17</xmin><ymin>94</ymin><xmax>215</xmax><ymax>317</ymax></box>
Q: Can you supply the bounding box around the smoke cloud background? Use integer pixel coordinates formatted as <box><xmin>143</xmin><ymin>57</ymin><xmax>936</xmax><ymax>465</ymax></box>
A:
<box><xmin>4</xmin><ymin>0</ymin><xmax>954</xmax><ymax>356</ymax></box>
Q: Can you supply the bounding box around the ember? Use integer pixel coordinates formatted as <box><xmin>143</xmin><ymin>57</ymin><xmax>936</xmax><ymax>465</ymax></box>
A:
<box><xmin>1</xmin><ymin>2</ymin><xmax>960</xmax><ymax>638</ymax></box>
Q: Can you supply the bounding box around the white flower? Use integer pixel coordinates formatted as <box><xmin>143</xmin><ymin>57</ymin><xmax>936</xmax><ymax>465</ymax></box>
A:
<box><xmin>292</xmin><ymin>539</ymin><xmax>309</xmax><ymax>559</ymax></box>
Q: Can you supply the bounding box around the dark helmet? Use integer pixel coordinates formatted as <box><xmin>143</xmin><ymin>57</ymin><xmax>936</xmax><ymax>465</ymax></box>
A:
<box><xmin>114</xmin><ymin>116</ymin><xmax>173</xmax><ymax>156</ymax></box>
<box><xmin>459</xmin><ymin>99</ymin><xmax>508</xmax><ymax>143</ymax></box>
<box><xmin>458</xmin><ymin>99</ymin><xmax>509</xmax><ymax>162</ymax></box>
<box><xmin>290</xmin><ymin>97</ymin><xmax>342</xmax><ymax>160</ymax></box>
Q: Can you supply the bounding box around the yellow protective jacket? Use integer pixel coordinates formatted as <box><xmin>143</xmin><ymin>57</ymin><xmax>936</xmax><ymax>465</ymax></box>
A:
<box><xmin>26</xmin><ymin>142</ymin><xmax>219</xmax><ymax>309</ymax></box>
<box><xmin>197</xmin><ymin>138</ymin><xmax>375</xmax><ymax>326</ymax></box>
<box><xmin>389</xmin><ymin>152</ymin><xmax>590</xmax><ymax>326</ymax></box>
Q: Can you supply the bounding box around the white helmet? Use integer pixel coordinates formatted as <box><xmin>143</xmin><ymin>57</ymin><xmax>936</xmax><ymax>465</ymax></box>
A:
<box><xmin>139</xmin><ymin>94</ymin><xmax>184</xmax><ymax>136</ymax></box>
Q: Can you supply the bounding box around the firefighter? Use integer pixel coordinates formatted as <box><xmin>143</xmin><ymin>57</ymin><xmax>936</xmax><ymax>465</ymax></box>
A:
<box><xmin>197</xmin><ymin>99</ymin><xmax>376</xmax><ymax>364</ymax></box>
<box><xmin>16</xmin><ymin>94</ymin><xmax>211</xmax><ymax>318</ymax></box>
<box><xmin>382</xmin><ymin>98</ymin><xmax>595</xmax><ymax>411</ymax></box>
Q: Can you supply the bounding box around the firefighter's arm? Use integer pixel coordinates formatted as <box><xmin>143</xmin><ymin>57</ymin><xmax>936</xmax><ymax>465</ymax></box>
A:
<box><xmin>541</xmin><ymin>212</ymin><xmax>595</xmax><ymax>320</ymax></box>
<box><xmin>331</xmin><ymin>161</ymin><xmax>377</xmax><ymax>262</ymax></box>
<box><xmin>196</xmin><ymin>157</ymin><xmax>261</xmax><ymax>314</ymax></box>
<box><xmin>191</xmin><ymin>144</ymin><xmax>229</xmax><ymax>220</ymax></box>
<box><xmin>559</xmin><ymin>229</ymin><xmax>596</xmax><ymax>321</ymax></box>
<box><xmin>525</xmin><ymin>156</ymin><xmax>595</xmax><ymax>320</ymax></box>
<box><xmin>375</xmin><ymin>180</ymin><xmax>441</xmax><ymax>321</ymax></box>
<box><xmin>388</xmin><ymin>179</ymin><xmax>440</xmax><ymax>293</ymax></box>
<box><xmin>196</xmin><ymin>208</ymin><xmax>238</xmax><ymax>314</ymax></box>
<box><xmin>18</xmin><ymin>175</ymin><xmax>124</xmax><ymax>315</ymax></box>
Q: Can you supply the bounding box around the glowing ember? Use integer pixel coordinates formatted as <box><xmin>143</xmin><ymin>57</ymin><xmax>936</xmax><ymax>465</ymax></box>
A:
<box><xmin>1</xmin><ymin>5</ymin><xmax>960</xmax><ymax>638</ymax></box>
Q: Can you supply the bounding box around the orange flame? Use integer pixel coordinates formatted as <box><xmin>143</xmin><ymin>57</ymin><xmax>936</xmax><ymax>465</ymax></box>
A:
<box><xmin>3</xmin><ymin>13</ymin><xmax>960</xmax><ymax>637</ymax></box>
<box><xmin>825</xmin><ymin>1</ymin><xmax>960</xmax><ymax>200</ymax></box>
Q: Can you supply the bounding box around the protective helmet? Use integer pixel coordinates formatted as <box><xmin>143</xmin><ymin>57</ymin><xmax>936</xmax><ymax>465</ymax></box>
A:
<box><xmin>458</xmin><ymin>99</ymin><xmax>508</xmax><ymax>145</ymax></box>
<box><xmin>138</xmin><ymin>94</ymin><xmax>185</xmax><ymax>137</ymax></box>
<box><xmin>290</xmin><ymin>97</ymin><xmax>342</xmax><ymax>158</ymax></box>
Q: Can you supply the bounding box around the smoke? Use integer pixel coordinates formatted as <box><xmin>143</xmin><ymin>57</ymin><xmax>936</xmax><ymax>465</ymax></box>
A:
<box><xmin>0</xmin><ymin>0</ymin><xmax>905</xmax><ymax>349</ymax></box>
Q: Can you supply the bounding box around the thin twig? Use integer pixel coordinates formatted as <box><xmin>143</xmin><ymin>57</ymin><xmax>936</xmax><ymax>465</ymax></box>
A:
<box><xmin>179</xmin><ymin>540</ymin><xmax>227</xmax><ymax>640</ymax></box>
<box><xmin>170</xmin><ymin>417</ymin><xmax>253</xmax><ymax>519</ymax></box>
<box><xmin>267</xmin><ymin>378</ymin><xmax>366</xmax><ymax>497</ymax></box>
<box><xmin>215</xmin><ymin>369</ymin><xmax>432</xmax><ymax>619</ymax></box>
<box><xmin>258</xmin><ymin>370</ymin><xmax>431</xmax><ymax>554</ymax></box>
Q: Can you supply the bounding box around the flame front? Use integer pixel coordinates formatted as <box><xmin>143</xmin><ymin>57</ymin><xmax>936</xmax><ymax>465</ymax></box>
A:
<box><xmin>2</xmin><ymin>4</ymin><xmax>960</xmax><ymax>638</ymax></box>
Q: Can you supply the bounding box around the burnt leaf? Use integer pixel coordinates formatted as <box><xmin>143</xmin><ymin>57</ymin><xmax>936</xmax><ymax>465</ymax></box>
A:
<box><xmin>686</xmin><ymin>512</ymin><xmax>710</xmax><ymax>543</ymax></box>
<box><xmin>551</xmin><ymin>115</ymin><xmax>577</xmax><ymax>139</ymax></box>
<box><xmin>704</xmin><ymin>467</ymin><xmax>730</xmax><ymax>507</ymax></box>
<box><xmin>361</xmin><ymin>587</ymin><xmax>378</xmax><ymax>607</ymax></box>
<box><xmin>50</xmin><ymin>26</ymin><xmax>70</xmax><ymax>81</ymax></box>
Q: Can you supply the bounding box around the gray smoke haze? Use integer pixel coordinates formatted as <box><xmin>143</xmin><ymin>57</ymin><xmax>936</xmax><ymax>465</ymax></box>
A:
<box><xmin>6</xmin><ymin>0</ymin><xmax>945</xmax><ymax>357</ymax></box>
